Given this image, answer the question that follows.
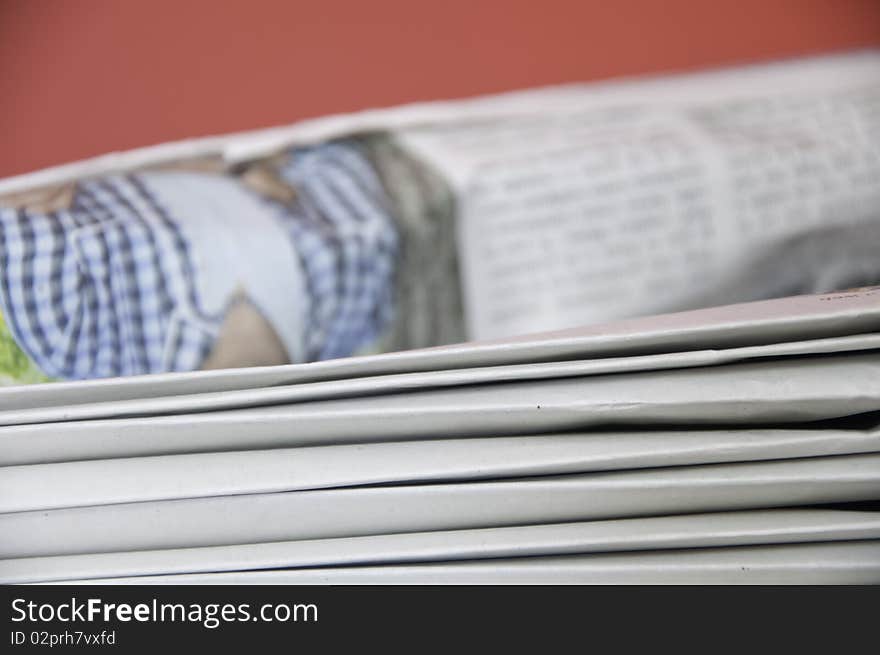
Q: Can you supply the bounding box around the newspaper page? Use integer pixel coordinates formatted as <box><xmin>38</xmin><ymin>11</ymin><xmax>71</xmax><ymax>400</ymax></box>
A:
<box><xmin>0</xmin><ymin>52</ymin><xmax>878</xmax><ymax>385</ymax></box>
<box><xmin>397</xmin><ymin>52</ymin><xmax>880</xmax><ymax>340</ymax></box>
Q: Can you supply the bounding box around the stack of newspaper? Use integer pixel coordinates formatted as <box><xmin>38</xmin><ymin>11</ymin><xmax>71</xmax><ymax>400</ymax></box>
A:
<box><xmin>1</xmin><ymin>288</ymin><xmax>879</xmax><ymax>584</ymax></box>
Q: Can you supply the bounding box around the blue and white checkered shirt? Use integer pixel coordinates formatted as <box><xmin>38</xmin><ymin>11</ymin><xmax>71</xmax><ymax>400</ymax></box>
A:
<box><xmin>0</xmin><ymin>141</ymin><xmax>399</xmax><ymax>380</ymax></box>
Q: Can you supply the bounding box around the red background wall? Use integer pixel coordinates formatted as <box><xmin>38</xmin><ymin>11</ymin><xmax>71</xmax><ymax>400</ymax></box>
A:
<box><xmin>1</xmin><ymin>0</ymin><xmax>878</xmax><ymax>178</ymax></box>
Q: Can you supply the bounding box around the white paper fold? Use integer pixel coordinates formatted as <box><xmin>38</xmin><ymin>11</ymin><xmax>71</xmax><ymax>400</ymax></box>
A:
<box><xmin>45</xmin><ymin>541</ymin><xmax>880</xmax><ymax>585</ymax></box>
<box><xmin>3</xmin><ymin>453</ymin><xmax>878</xmax><ymax>559</ymax></box>
<box><xmin>4</xmin><ymin>509</ymin><xmax>878</xmax><ymax>584</ymax></box>
<box><xmin>2</xmin><ymin>352</ymin><xmax>878</xmax><ymax>466</ymax></box>
<box><xmin>0</xmin><ymin>288</ymin><xmax>877</xmax><ymax>412</ymax></box>
<box><xmin>4</xmin><ymin>428</ymin><xmax>880</xmax><ymax>512</ymax></box>
<box><xmin>1</xmin><ymin>332</ymin><xmax>876</xmax><ymax>427</ymax></box>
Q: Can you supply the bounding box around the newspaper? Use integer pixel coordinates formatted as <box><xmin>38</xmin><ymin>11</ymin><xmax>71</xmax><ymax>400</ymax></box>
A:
<box><xmin>3</xmin><ymin>453</ymin><xmax>878</xmax><ymax>559</ymax></box>
<box><xmin>4</xmin><ymin>509</ymin><xmax>878</xmax><ymax>584</ymax></box>
<box><xmin>397</xmin><ymin>52</ymin><xmax>880</xmax><ymax>340</ymax></box>
<box><xmin>5</xmin><ymin>426</ymin><xmax>880</xmax><ymax>511</ymax></box>
<box><xmin>0</xmin><ymin>52</ymin><xmax>878</xmax><ymax>385</ymax></box>
<box><xmin>1</xmin><ymin>52</ymin><xmax>879</xmax><ymax>584</ymax></box>
<box><xmin>2</xmin><ymin>351</ymin><xmax>877</xmax><ymax>467</ymax></box>
<box><xmin>51</xmin><ymin>542</ymin><xmax>880</xmax><ymax>585</ymax></box>
<box><xmin>0</xmin><ymin>331</ymin><xmax>876</xmax><ymax>427</ymax></box>
<box><xmin>1</xmin><ymin>286</ymin><xmax>878</xmax><ymax>413</ymax></box>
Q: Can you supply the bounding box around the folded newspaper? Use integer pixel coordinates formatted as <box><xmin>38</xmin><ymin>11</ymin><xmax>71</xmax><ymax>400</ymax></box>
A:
<box><xmin>0</xmin><ymin>51</ymin><xmax>878</xmax><ymax>584</ymax></box>
<box><xmin>0</xmin><ymin>288</ymin><xmax>878</xmax><ymax>583</ymax></box>
<box><xmin>0</xmin><ymin>50</ymin><xmax>878</xmax><ymax>382</ymax></box>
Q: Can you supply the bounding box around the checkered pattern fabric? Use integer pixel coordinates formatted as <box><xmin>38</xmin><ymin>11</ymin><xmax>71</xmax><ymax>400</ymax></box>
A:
<box><xmin>0</xmin><ymin>141</ymin><xmax>399</xmax><ymax>380</ymax></box>
<box><xmin>278</xmin><ymin>142</ymin><xmax>398</xmax><ymax>360</ymax></box>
